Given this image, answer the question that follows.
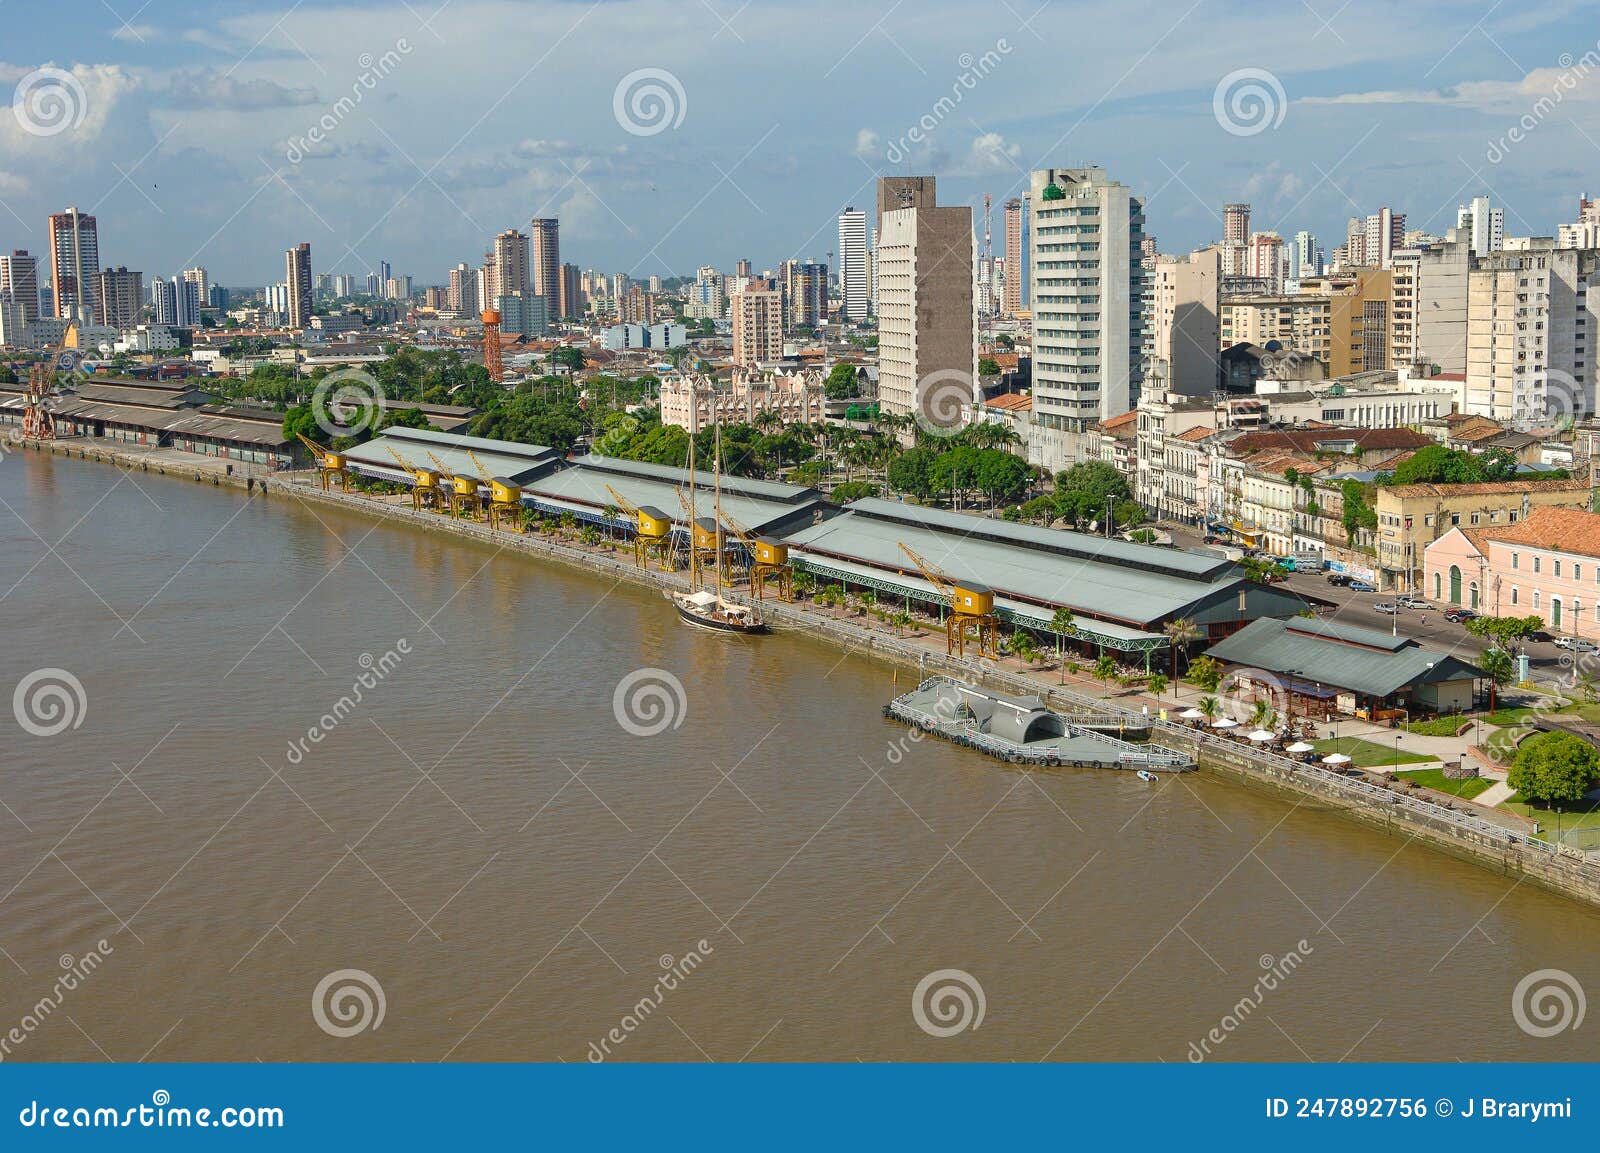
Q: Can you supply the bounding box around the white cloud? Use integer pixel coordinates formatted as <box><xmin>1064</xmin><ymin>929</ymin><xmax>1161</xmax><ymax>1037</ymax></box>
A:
<box><xmin>110</xmin><ymin>25</ymin><xmax>159</xmax><ymax>43</ymax></box>
<box><xmin>853</xmin><ymin>128</ymin><xmax>879</xmax><ymax>157</ymax></box>
<box><xmin>1299</xmin><ymin>65</ymin><xmax>1600</xmax><ymax>111</ymax></box>
<box><xmin>164</xmin><ymin>69</ymin><xmax>319</xmax><ymax>110</ymax></box>
<box><xmin>966</xmin><ymin>131</ymin><xmax>1020</xmax><ymax>173</ymax></box>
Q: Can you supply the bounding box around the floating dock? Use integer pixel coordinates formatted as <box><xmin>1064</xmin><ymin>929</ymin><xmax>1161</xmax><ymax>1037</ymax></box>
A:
<box><xmin>884</xmin><ymin>676</ymin><xmax>1194</xmax><ymax>772</ymax></box>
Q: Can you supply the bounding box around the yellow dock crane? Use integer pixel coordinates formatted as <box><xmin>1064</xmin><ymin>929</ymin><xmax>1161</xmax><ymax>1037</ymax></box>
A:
<box><xmin>428</xmin><ymin>451</ymin><xmax>482</xmax><ymax>519</ymax></box>
<box><xmin>721</xmin><ymin>511</ymin><xmax>792</xmax><ymax>603</ymax></box>
<box><xmin>897</xmin><ymin>542</ymin><xmax>999</xmax><ymax>659</ymax></box>
<box><xmin>386</xmin><ymin>445</ymin><xmax>442</xmax><ymax>510</ymax></box>
<box><xmin>295</xmin><ymin>432</ymin><xmax>348</xmax><ymax>491</ymax></box>
<box><xmin>675</xmin><ymin>485</ymin><xmax>729</xmax><ymax>587</ymax></box>
<box><xmin>470</xmin><ymin>450</ymin><xmax>524</xmax><ymax>532</ymax></box>
<box><xmin>605</xmin><ymin>484</ymin><xmax>675</xmax><ymax>569</ymax></box>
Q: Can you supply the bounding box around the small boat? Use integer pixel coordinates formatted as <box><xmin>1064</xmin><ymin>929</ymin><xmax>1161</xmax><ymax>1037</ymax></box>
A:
<box><xmin>1136</xmin><ymin>769</ymin><xmax>1158</xmax><ymax>782</ymax></box>
<box><xmin>668</xmin><ymin>588</ymin><xmax>767</xmax><ymax>634</ymax></box>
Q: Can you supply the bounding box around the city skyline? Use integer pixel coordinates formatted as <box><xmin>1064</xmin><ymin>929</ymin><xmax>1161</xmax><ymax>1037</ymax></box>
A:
<box><xmin>4</xmin><ymin>1</ymin><xmax>1600</xmax><ymax>284</ymax></box>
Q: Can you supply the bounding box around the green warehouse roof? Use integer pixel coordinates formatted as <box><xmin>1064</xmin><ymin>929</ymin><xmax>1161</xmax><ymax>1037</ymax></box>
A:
<box><xmin>1204</xmin><ymin>617</ymin><xmax>1485</xmax><ymax>699</ymax></box>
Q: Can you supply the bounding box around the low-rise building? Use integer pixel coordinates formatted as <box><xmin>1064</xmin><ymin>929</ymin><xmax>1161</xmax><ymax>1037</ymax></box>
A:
<box><xmin>1424</xmin><ymin>507</ymin><xmax>1600</xmax><ymax>640</ymax></box>
<box><xmin>1375</xmin><ymin>478</ymin><xmax>1593</xmax><ymax>592</ymax></box>
<box><xmin>658</xmin><ymin>370</ymin><xmax>825</xmax><ymax>432</ymax></box>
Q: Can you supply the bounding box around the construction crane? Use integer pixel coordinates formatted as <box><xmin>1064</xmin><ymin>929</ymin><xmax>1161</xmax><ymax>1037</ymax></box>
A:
<box><xmin>295</xmin><ymin>432</ymin><xmax>348</xmax><ymax>491</ymax></box>
<box><xmin>605</xmin><ymin>483</ymin><xmax>674</xmax><ymax>569</ymax></box>
<box><xmin>470</xmin><ymin>449</ymin><xmax>523</xmax><ymax>532</ymax></box>
<box><xmin>897</xmin><ymin>541</ymin><xmax>998</xmax><ymax>659</ymax></box>
<box><xmin>386</xmin><ymin>445</ymin><xmax>441</xmax><ymax>510</ymax></box>
<box><xmin>721</xmin><ymin>511</ymin><xmax>792</xmax><ymax>603</ymax></box>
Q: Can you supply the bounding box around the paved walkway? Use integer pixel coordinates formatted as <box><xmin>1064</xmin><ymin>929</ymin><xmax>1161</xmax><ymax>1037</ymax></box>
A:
<box><xmin>1475</xmin><ymin>781</ymin><xmax>1516</xmax><ymax>807</ymax></box>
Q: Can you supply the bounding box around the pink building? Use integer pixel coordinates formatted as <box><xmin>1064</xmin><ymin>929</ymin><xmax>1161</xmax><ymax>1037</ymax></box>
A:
<box><xmin>659</xmin><ymin>370</ymin><xmax>825</xmax><ymax>433</ymax></box>
<box><xmin>1423</xmin><ymin>507</ymin><xmax>1600</xmax><ymax>641</ymax></box>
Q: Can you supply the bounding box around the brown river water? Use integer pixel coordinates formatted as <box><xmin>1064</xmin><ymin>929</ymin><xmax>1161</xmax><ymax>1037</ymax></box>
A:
<box><xmin>1</xmin><ymin>451</ymin><xmax>1596</xmax><ymax>1063</ymax></box>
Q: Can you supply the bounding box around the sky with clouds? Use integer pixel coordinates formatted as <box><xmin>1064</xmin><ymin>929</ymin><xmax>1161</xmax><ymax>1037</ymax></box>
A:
<box><xmin>4</xmin><ymin>0</ymin><xmax>1600</xmax><ymax>288</ymax></box>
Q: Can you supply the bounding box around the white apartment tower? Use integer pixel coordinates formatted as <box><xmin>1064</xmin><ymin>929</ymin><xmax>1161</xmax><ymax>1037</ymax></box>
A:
<box><xmin>837</xmin><ymin>207</ymin><xmax>868</xmax><ymax>322</ymax></box>
<box><xmin>1456</xmin><ymin>196</ymin><xmax>1504</xmax><ymax>257</ymax></box>
<box><xmin>1029</xmin><ymin>167</ymin><xmax>1146</xmax><ymax>424</ymax></box>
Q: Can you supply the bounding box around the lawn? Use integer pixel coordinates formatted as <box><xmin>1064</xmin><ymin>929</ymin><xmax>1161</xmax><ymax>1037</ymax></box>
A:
<box><xmin>1310</xmin><ymin>736</ymin><xmax>1434</xmax><ymax>769</ymax></box>
<box><xmin>1499</xmin><ymin>797</ymin><xmax>1600</xmax><ymax>845</ymax></box>
<box><xmin>1557</xmin><ymin>702</ymin><xmax>1600</xmax><ymax>723</ymax></box>
<box><xmin>1393</xmin><ymin>768</ymin><xmax>1493</xmax><ymax>800</ymax></box>
<box><xmin>1403</xmin><ymin>716</ymin><xmax>1473</xmax><ymax>737</ymax></box>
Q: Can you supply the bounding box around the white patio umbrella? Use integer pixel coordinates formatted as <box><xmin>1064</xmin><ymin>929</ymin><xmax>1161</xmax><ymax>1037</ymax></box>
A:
<box><xmin>1211</xmin><ymin>717</ymin><xmax>1240</xmax><ymax>730</ymax></box>
<box><xmin>1178</xmin><ymin>708</ymin><xmax>1205</xmax><ymax>720</ymax></box>
<box><xmin>1285</xmin><ymin>741</ymin><xmax>1315</xmax><ymax>754</ymax></box>
<box><xmin>1321</xmin><ymin>752</ymin><xmax>1353</xmax><ymax>766</ymax></box>
<box><xmin>1247</xmin><ymin>729</ymin><xmax>1276</xmax><ymax>742</ymax></box>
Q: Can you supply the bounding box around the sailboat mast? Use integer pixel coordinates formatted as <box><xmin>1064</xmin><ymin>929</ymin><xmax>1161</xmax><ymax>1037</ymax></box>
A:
<box><xmin>713</xmin><ymin>419</ymin><xmax>724</xmax><ymax>588</ymax></box>
<box><xmin>686</xmin><ymin>417</ymin><xmax>701</xmax><ymax>591</ymax></box>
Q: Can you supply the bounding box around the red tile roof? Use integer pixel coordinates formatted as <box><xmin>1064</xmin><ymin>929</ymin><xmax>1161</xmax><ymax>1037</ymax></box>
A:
<box><xmin>1479</xmin><ymin>506</ymin><xmax>1600</xmax><ymax>559</ymax></box>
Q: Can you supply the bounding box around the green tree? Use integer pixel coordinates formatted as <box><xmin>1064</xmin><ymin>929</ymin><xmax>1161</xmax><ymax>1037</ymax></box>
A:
<box><xmin>1478</xmin><ymin>647</ymin><xmax>1514</xmax><ymax>710</ymax></box>
<box><xmin>1198</xmin><ymin>695</ymin><xmax>1222</xmax><ymax>722</ymax></box>
<box><xmin>380</xmin><ymin>406</ymin><xmax>433</xmax><ymax>431</ymax></box>
<box><xmin>829</xmin><ymin>480</ymin><xmax>881</xmax><ymax>504</ymax></box>
<box><xmin>1186</xmin><ymin>654</ymin><xmax>1223</xmax><ymax>692</ymax></box>
<box><xmin>887</xmin><ymin>445</ymin><xmax>938</xmax><ymax>498</ymax></box>
<box><xmin>1054</xmin><ymin>460</ymin><xmax>1132</xmax><ymax>527</ymax></box>
<box><xmin>1340</xmin><ymin>478</ymin><xmax>1378</xmax><ymax>544</ymax></box>
<box><xmin>823</xmin><ymin>362</ymin><xmax>860</xmax><ymax>400</ymax></box>
<box><xmin>1508</xmin><ymin>731</ymin><xmax>1600</xmax><ymax>804</ymax></box>
<box><xmin>1146</xmin><ymin>672</ymin><xmax>1169</xmax><ymax>697</ymax></box>
<box><xmin>1466</xmin><ymin>614</ymin><xmax>1544</xmax><ymax>648</ymax></box>
<box><xmin>978</xmin><ymin>357</ymin><xmax>1002</xmax><ymax>377</ymax></box>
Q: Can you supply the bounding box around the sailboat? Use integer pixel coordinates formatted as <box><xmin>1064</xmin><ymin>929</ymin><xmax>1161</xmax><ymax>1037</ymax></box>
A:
<box><xmin>666</xmin><ymin>419</ymin><xmax>768</xmax><ymax>635</ymax></box>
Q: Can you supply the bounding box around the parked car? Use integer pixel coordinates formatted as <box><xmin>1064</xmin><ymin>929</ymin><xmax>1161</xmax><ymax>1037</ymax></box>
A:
<box><xmin>1395</xmin><ymin>595</ymin><xmax>1425</xmax><ymax>609</ymax></box>
<box><xmin>1553</xmin><ymin>636</ymin><xmax>1599</xmax><ymax>653</ymax></box>
<box><xmin>1443</xmin><ymin>608</ymin><xmax>1477</xmax><ymax>623</ymax></box>
<box><xmin>1348</xmin><ymin>580</ymin><xmax>1377</xmax><ymax>592</ymax></box>
<box><xmin>1374</xmin><ymin>601</ymin><xmax>1399</xmax><ymax>614</ymax></box>
<box><xmin>1326</xmin><ymin>572</ymin><xmax>1352</xmax><ymax>587</ymax></box>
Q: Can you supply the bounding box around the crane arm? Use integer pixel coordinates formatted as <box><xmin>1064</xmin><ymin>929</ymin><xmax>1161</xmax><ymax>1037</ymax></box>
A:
<box><xmin>467</xmin><ymin>450</ymin><xmax>496</xmax><ymax>486</ymax></box>
<box><xmin>425</xmin><ymin>451</ymin><xmax>455</xmax><ymax>479</ymax></box>
<box><xmin>296</xmin><ymin>431</ymin><xmax>330</xmax><ymax>460</ymax></box>
<box><xmin>384</xmin><ymin>445</ymin><xmax>415</xmax><ymax>474</ymax></box>
<box><xmin>897</xmin><ymin>542</ymin><xmax>955</xmax><ymax>596</ymax></box>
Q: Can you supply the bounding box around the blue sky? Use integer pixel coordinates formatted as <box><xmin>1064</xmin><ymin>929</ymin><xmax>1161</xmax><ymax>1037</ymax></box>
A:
<box><xmin>4</xmin><ymin>0</ymin><xmax>1600</xmax><ymax>287</ymax></box>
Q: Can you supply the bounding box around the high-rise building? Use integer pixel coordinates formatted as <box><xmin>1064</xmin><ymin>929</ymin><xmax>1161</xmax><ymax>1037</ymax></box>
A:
<box><xmin>1456</xmin><ymin>195</ymin><xmax>1504</xmax><ymax>257</ymax></box>
<box><xmin>48</xmin><ymin>207</ymin><xmax>100</xmax><ymax>321</ymax></box>
<box><xmin>174</xmin><ymin>276</ymin><xmax>201</xmax><ymax>328</ymax></box>
<box><xmin>731</xmin><ymin>284</ymin><xmax>783</xmax><ymax>365</ymax></box>
<box><xmin>448</xmin><ymin>263</ymin><xmax>477</xmax><ymax>315</ymax></box>
<box><xmin>365</xmin><ymin>272</ymin><xmax>383</xmax><ymax>297</ymax></box>
<box><xmin>181</xmin><ymin>267</ymin><xmax>210</xmax><ymax>305</ymax></box>
<box><xmin>1003</xmin><ymin>197</ymin><xmax>1026</xmax><ymax>315</ymax></box>
<box><xmin>0</xmin><ymin>296</ymin><xmax>29</xmax><ymax>347</ymax></box>
<box><xmin>1365</xmin><ymin>207</ymin><xmax>1405</xmax><ymax>269</ymax></box>
<box><xmin>1030</xmin><ymin>167</ymin><xmax>1146</xmax><ymax>424</ymax></box>
<box><xmin>1223</xmin><ymin>203</ymin><xmax>1251</xmax><ymax>247</ymax></box>
<box><xmin>285</xmin><ymin>243</ymin><xmax>313</xmax><ymax>329</ymax></box>
<box><xmin>0</xmin><ymin>250</ymin><xmax>41</xmax><ymax>324</ymax></box>
<box><xmin>1291</xmin><ymin>231</ymin><xmax>1322</xmax><ymax>281</ymax></box>
<box><xmin>150</xmin><ymin>278</ymin><xmax>176</xmax><ymax>327</ymax></box>
<box><xmin>378</xmin><ymin>260</ymin><xmax>392</xmax><ymax>286</ymax></box>
<box><xmin>1557</xmin><ymin>195</ymin><xmax>1600</xmax><ymax>249</ymax></box>
<box><xmin>209</xmin><ymin>285</ymin><xmax>231</xmax><ymax>313</ymax></box>
<box><xmin>874</xmin><ymin>177</ymin><xmax>977</xmax><ymax>421</ymax></box>
<box><xmin>782</xmin><ymin>260</ymin><xmax>828</xmax><ymax>329</ymax></box>
<box><xmin>836</xmin><ymin>208</ymin><xmax>868</xmax><ymax>322</ymax></box>
<box><xmin>559</xmin><ymin>263</ymin><xmax>581</xmax><ymax>320</ymax></box>
<box><xmin>530</xmin><ymin>218</ymin><xmax>560</xmax><ymax>310</ymax></box>
<box><xmin>491</xmin><ymin>230</ymin><xmax>530</xmax><ymax>304</ymax></box>
<box><xmin>735</xmin><ymin>259</ymin><xmax>752</xmax><ymax>279</ymax></box>
<box><xmin>1246</xmin><ymin>232</ymin><xmax>1285</xmax><ymax>293</ymax></box>
<box><xmin>94</xmin><ymin>267</ymin><xmax>143</xmax><ymax>329</ymax></box>
<box><xmin>1388</xmin><ymin>229</ymin><xmax>1470</xmax><ymax>373</ymax></box>
<box><xmin>494</xmin><ymin>291</ymin><xmax>548</xmax><ymax>338</ymax></box>
<box><xmin>1148</xmin><ymin>246</ymin><xmax>1221</xmax><ymax>397</ymax></box>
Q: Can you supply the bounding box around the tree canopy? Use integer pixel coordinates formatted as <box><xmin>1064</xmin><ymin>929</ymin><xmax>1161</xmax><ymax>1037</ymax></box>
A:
<box><xmin>1509</xmin><ymin>731</ymin><xmax>1600</xmax><ymax>805</ymax></box>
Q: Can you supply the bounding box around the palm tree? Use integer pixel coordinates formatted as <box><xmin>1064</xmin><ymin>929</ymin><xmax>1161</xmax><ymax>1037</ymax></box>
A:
<box><xmin>1094</xmin><ymin>653</ymin><xmax>1116</xmax><ymax>686</ymax></box>
<box><xmin>1164</xmin><ymin>617</ymin><xmax>1200</xmax><ymax>683</ymax></box>
<box><xmin>1049</xmin><ymin>607</ymin><xmax>1076</xmax><ymax>682</ymax></box>
<box><xmin>1146</xmin><ymin>672</ymin><xmax>1169</xmax><ymax>697</ymax></box>
<box><xmin>1198</xmin><ymin>696</ymin><xmax>1222</xmax><ymax>723</ymax></box>
<box><xmin>1248</xmin><ymin>699</ymin><xmax>1274</xmax><ymax>731</ymax></box>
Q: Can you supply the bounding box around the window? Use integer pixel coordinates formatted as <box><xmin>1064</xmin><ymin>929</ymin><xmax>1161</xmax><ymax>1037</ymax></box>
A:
<box><xmin>1534</xmin><ymin>590</ymin><xmax>1541</xmax><ymax>609</ymax></box>
<box><xmin>1451</xmin><ymin>513</ymin><xmax>1461</xmax><ymax>526</ymax></box>
<box><xmin>1512</xmin><ymin>587</ymin><xmax>1520</xmax><ymax>605</ymax></box>
<box><xmin>1424</xmin><ymin>514</ymin><xmax>1434</xmax><ymax>527</ymax></box>
<box><xmin>1555</xmin><ymin>559</ymin><xmax>1562</xmax><ymax>578</ymax></box>
<box><xmin>1512</xmin><ymin>552</ymin><xmax>1520</xmax><ymax>570</ymax></box>
<box><xmin>1534</xmin><ymin>557</ymin><xmax>1542</xmax><ymax>574</ymax></box>
<box><xmin>1470</xmin><ymin>513</ymin><xmax>1480</xmax><ymax>525</ymax></box>
<box><xmin>1575</xmin><ymin>565</ymin><xmax>1583</xmax><ymax>582</ymax></box>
